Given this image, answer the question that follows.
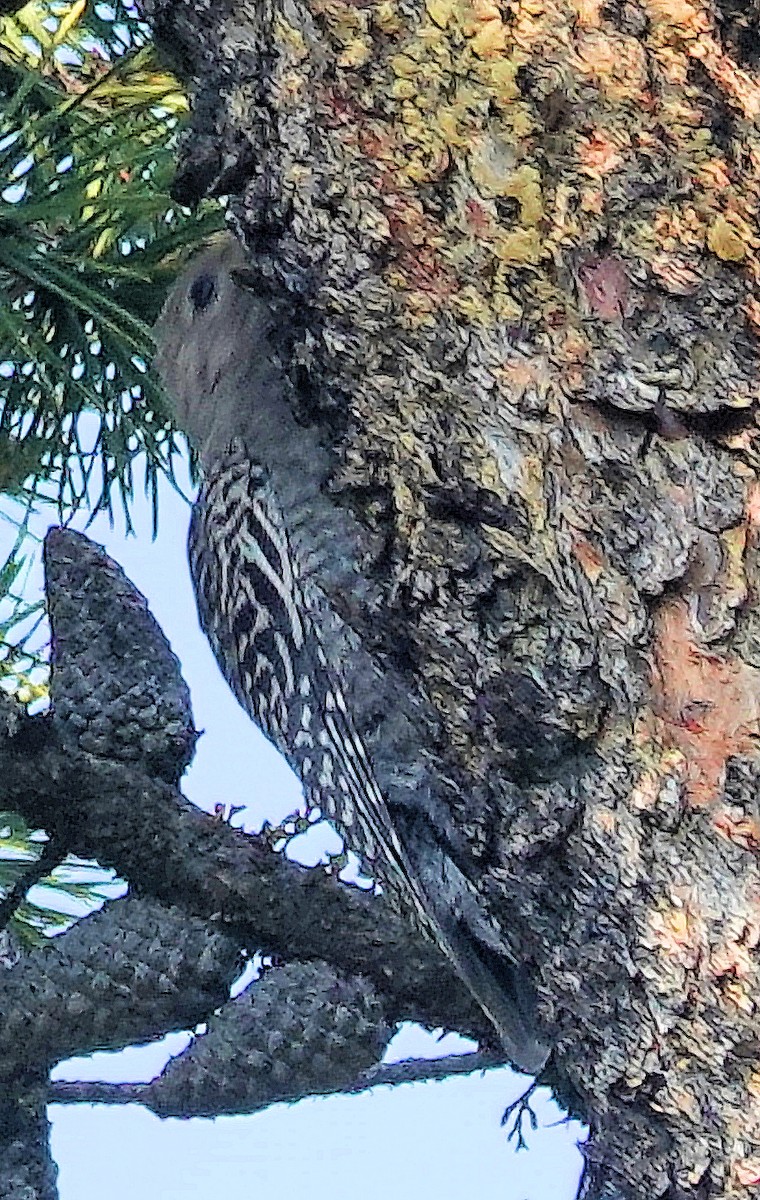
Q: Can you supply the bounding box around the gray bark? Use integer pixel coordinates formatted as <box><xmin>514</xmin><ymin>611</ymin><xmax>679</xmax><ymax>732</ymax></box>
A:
<box><xmin>0</xmin><ymin>1089</ymin><xmax>57</xmax><ymax>1200</ymax></box>
<box><xmin>137</xmin><ymin>0</ymin><xmax>760</xmax><ymax>1196</ymax></box>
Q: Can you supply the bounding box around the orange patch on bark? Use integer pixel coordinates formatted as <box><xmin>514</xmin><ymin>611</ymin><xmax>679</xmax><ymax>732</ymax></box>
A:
<box><xmin>735</xmin><ymin>1158</ymin><xmax>760</xmax><ymax>1187</ymax></box>
<box><xmin>647</xmin><ymin>903</ymin><xmax>703</xmax><ymax>970</ymax></box>
<box><xmin>651</xmin><ymin>599</ymin><xmax>760</xmax><ymax>806</ymax></box>
<box><xmin>573</xmin><ymin>0</ymin><xmax>604</xmax><ymax>28</ymax></box>
<box><xmin>645</xmin><ymin>0</ymin><xmax>706</xmax><ymax>32</ymax></box>
<box><xmin>745</xmin><ymin>480</ymin><xmax>760</xmax><ymax>527</ymax></box>
<box><xmin>712</xmin><ymin>806</ymin><xmax>760</xmax><ymax>852</ymax></box>
<box><xmin>572</xmin><ymin>533</ymin><xmax>605</xmax><ymax>581</ymax></box>
<box><xmin>709</xmin><ymin>913</ymin><xmax>760</xmax><ymax>981</ymax></box>
<box><xmin>498</xmin><ymin>357</ymin><xmax>550</xmax><ymax>397</ymax></box>
<box><xmin>578</xmin><ymin>130</ymin><xmax>625</xmax><ymax>176</ymax></box>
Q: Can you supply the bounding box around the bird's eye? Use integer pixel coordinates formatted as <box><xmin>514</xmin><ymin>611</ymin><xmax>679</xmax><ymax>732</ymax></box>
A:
<box><xmin>188</xmin><ymin>273</ymin><xmax>218</xmax><ymax>313</ymax></box>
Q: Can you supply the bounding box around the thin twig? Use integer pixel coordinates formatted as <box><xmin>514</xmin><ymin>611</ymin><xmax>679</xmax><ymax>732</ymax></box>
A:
<box><xmin>501</xmin><ymin>1077</ymin><xmax>541</xmax><ymax>1150</ymax></box>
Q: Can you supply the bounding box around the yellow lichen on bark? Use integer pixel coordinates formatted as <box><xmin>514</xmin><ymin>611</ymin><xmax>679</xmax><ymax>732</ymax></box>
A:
<box><xmin>174</xmin><ymin>0</ymin><xmax>760</xmax><ymax>1189</ymax></box>
<box><xmin>272</xmin><ymin>0</ymin><xmax>760</xmax><ymax>358</ymax></box>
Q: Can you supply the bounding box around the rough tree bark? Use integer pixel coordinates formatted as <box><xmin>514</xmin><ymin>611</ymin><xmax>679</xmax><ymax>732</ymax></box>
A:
<box><xmin>3</xmin><ymin>0</ymin><xmax>760</xmax><ymax>1197</ymax></box>
<box><xmin>133</xmin><ymin>0</ymin><xmax>760</xmax><ymax>1197</ymax></box>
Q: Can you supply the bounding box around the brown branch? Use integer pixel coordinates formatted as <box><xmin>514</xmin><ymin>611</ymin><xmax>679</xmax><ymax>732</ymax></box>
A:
<box><xmin>48</xmin><ymin>1046</ymin><xmax>505</xmax><ymax>1115</ymax></box>
<box><xmin>0</xmin><ymin>725</ymin><xmax>492</xmax><ymax>1040</ymax></box>
<box><xmin>352</xmin><ymin>1050</ymin><xmax>505</xmax><ymax>1092</ymax></box>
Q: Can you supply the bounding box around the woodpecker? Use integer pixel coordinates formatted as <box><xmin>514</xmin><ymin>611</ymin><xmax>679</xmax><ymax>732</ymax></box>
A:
<box><xmin>153</xmin><ymin>234</ymin><xmax>548</xmax><ymax>1073</ymax></box>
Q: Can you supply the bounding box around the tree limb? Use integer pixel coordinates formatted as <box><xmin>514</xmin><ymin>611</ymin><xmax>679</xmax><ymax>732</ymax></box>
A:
<box><xmin>0</xmin><ymin>715</ymin><xmax>495</xmax><ymax>1040</ymax></box>
<box><xmin>0</xmin><ymin>521</ymin><xmax>525</xmax><ymax>1199</ymax></box>
<box><xmin>48</xmin><ymin>1044</ymin><xmax>505</xmax><ymax>1115</ymax></box>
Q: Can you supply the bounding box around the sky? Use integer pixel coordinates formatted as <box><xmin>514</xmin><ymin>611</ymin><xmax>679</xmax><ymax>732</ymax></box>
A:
<box><xmin>0</xmin><ymin>456</ymin><xmax>586</xmax><ymax>1200</ymax></box>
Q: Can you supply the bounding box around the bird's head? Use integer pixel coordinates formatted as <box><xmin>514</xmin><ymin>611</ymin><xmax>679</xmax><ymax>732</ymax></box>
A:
<box><xmin>153</xmin><ymin>233</ymin><xmax>287</xmax><ymax>471</ymax></box>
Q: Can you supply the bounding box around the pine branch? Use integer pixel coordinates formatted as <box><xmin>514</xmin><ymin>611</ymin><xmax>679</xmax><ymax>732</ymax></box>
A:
<box><xmin>48</xmin><ymin>1047</ymin><xmax>505</xmax><ymax>1116</ymax></box>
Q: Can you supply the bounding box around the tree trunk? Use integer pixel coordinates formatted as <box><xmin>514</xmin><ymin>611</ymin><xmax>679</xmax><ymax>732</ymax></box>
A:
<box><xmin>141</xmin><ymin>0</ymin><xmax>760</xmax><ymax>1196</ymax></box>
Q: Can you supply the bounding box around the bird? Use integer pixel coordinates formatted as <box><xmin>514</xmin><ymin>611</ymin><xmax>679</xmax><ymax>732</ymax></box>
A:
<box><xmin>153</xmin><ymin>233</ymin><xmax>549</xmax><ymax>1073</ymax></box>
